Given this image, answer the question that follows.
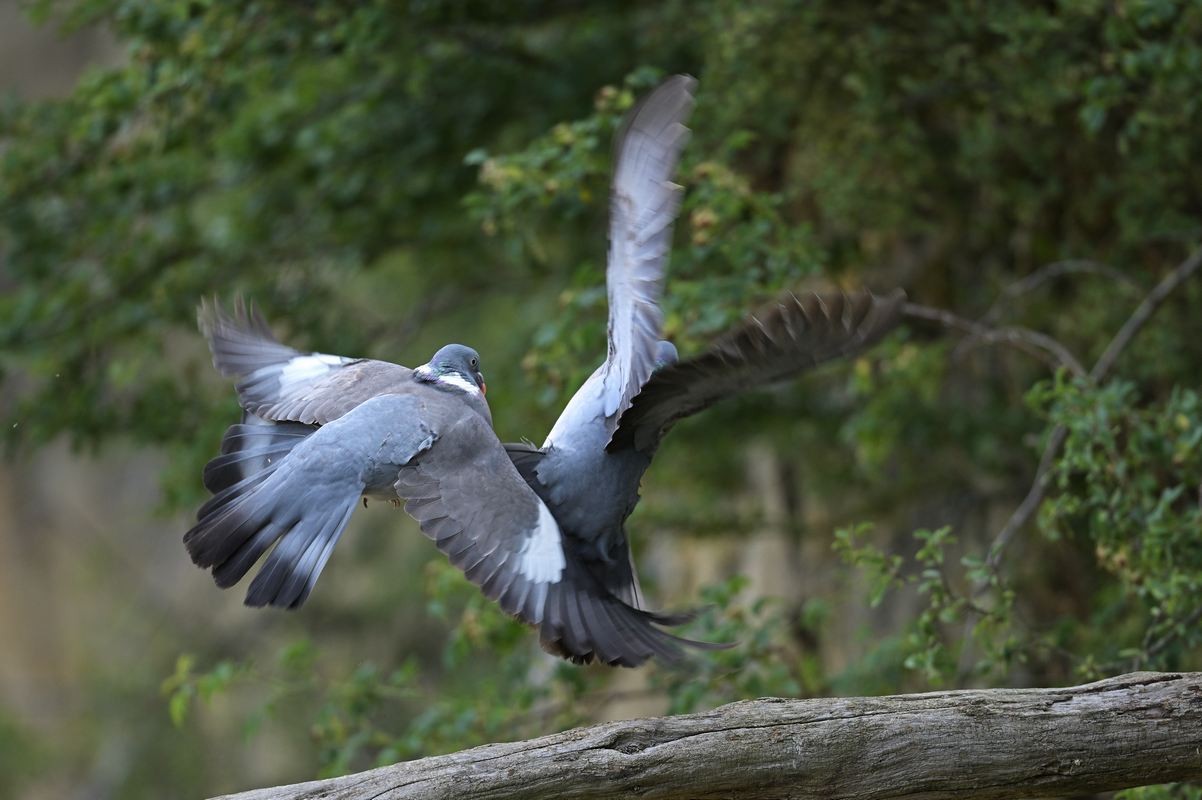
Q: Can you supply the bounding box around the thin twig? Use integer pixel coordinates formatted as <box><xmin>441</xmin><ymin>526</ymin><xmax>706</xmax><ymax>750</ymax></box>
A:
<box><xmin>983</xmin><ymin>426</ymin><xmax>1067</xmax><ymax>571</ymax></box>
<box><xmin>982</xmin><ymin>260</ymin><xmax>1142</xmax><ymax>324</ymax></box>
<box><xmin>982</xmin><ymin>246</ymin><xmax>1202</xmax><ymax>573</ymax></box>
<box><xmin>1142</xmin><ymin>603</ymin><xmax>1202</xmax><ymax>665</ymax></box>
<box><xmin>1090</xmin><ymin>249</ymin><xmax>1202</xmax><ymax>381</ymax></box>
<box><xmin>903</xmin><ymin>302</ymin><xmax>1087</xmax><ymax>377</ymax></box>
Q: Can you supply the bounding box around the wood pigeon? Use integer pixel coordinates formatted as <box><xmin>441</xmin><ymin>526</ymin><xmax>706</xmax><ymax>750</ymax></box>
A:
<box><xmin>185</xmin><ymin>74</ymin><xmax>904</xmax><ymax>669</ymax></box>
<box><xmin>501</xmin><ymin>76</ymin><xmax>907</xmax><ymax>617</ymax></box>
<box><xmin>187</xmin><ymin>300</ymin><xmax>716</xmax><ymax>667</ymax></box>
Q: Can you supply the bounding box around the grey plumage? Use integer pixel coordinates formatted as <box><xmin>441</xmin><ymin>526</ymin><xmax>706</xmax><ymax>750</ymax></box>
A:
<box><xmin>187</xmin><ymin>393</ymin><xmax>438</xmax><ymax>609</ymax></box>
<box><xmin>201</xmin><ymin>416</ymin><xmax>313</xmax><ymax>496</ymax></box>
<box><xmin>188</xmin><ymin>300</ymin><xmax>716</xmax><ymax>667</ymax></box>
<box><xmin>185</xmin><ymin>75</ymin><xmax>906</xmax><ymax>669</ymax></box>
<box><xmin>601</xmin><ymin>74</ymin><xmax>696</xmax><ymax>423</ymax></box>
<box><xmin>520</xmin><ymin>76</ymin><xmax>701</xmax><ymax>606</ymax></box>
<box><xmin>515</xmin><ymin>289</ymin><xmax>906</xmax><ymax>610</ymax></box>
<box><xmin>198</xmin><ymin>298</ymin><xmax>438</xmax><ymax>427</ymax></box>
<box><xmin>504</xmin><ymin>76</ymin><xmax>908</xmax><ymax>618</ymax></box>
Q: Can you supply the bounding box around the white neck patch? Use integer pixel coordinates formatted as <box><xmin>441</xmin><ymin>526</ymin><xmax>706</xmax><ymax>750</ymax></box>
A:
<box><xmin>437</xmin><ymin>373</ymin><xmax>482</xmax><ymax>395</ymax></box>
<box><xmin>415</xmin><ymin>365</ymin><xmax>481</xmax><ymax>396</ymax></box>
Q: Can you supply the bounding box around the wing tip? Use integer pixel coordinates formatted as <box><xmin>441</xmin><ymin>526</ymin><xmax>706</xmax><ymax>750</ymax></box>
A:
<box><xmin>615</xmin><ymin>73</ymin><xmax>698</xmax><ymax>139</ymax></box>
<box><xmin>610</xmin><ymin>72</ymin><xmax>698</xmax><ymax>186</ymax></box>
<box><xmin>603</xmin><ymin>285</ymin><xmax>910</xmax><ymax>454</ymax></box>
<box><xmin>197</xmin><ymin>294</ymin><xmax>273</xmax><ymax>340</ymax></box>
<box><xmin>198</xmin><ymin>295</ymin><xmax>286</xmax><ymax>380</ymax></box>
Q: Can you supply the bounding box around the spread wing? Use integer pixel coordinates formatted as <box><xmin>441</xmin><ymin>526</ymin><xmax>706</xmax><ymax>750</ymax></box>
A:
<box><xmin>185</xmin><ymin>393</ymin><xmax>569</xmax><ymax>620</ymax></box>
<box><xmin>187</xmin><ymin>390</ymin><xmax>713</xmax><ymax>667</ymax></box>
<box><xmin>397</xmin><ymin>411</ymin><xmax>717</xmax><ymax>667</ymax></box>
<box><xmin>396</xmin><ymin>411</ymin><xmax>567</xmax><ymax>626</ymax></box>
<box><xmin>608</xmin><ymin>289</ymin><xmax>907</xmax><ymax>454</ymax></box>
<box><xmin>198</xmin><ymin>298</ymin><xmax>411</xmax><ymax>426</ymax></box>
<box><xmin>502</xmin><ymin>442</ymin><xmax>646</xmax><ymax>608</ymax></box>
<box><xmin>599</xmin><ymin>74</ymin><xmax>696</xmax><ymax>422</ymax></box>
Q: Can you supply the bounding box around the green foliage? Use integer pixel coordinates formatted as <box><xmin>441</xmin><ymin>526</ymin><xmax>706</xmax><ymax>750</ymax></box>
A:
<box><xmin>7</xmin><ymin>0</ymin><xmax>1202</xmax><ymax>796</ymax></box>
<box><xmin>162</xmin><ymin>653</ymin><xmax>247</xmax><ymax>728</ymax></box>
<box><xmin>1034</xmin><ymin>375</ymin><xmax>1202</xmax><ymax>671</ymax></box>
<box><xmin>653</xmin><ymin>576</ymin><xmax>802</xmax><ymax>714</ymax></box>
<box><xmin>835</xmin><ymin>524</ymin><xmax>1021</xmax><ymax>685</ymax></box>
<box><xmin>834</xmin><ymin>523</ymin><xmax>905</xmax><ymax>607</ymax></box>
<box><xmin>1119</xmin><ymin>784</ymin><xmax>1202</xmax><ymax>800</ymax></box>
<box><xmin>159</xmin><ymin>568</ymin><xmax>790</xmax><ymax>776</ymax></box>
<box><xmin>464</xmin><ymin>67</ymin><xmax>825</xmax><ymax>402</ymax></box>
<box><xmin>831</xmin><ymin>370</ymin><xmax>1202</xmax><ymax>695</ymax></box>
<box><xmin>0</xmin><ymin>709</ymin><xmax>46</xmax><ymax>798</ymax></box>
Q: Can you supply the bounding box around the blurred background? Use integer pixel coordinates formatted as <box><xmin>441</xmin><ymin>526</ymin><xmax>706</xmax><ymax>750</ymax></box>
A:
<box><xmin>3</xmin><ymin>2</ymin><xmax>1202</xmax><ymax>798</ymax></box>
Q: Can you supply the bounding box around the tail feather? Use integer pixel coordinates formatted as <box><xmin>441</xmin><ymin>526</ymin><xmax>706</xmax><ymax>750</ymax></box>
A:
<box><xmin>212</xmin><ymin>518</ymin><xmax>293</xmax><ymax>589</ymax></box>
<box><xmin>586</xmin><ymin>533</ymin><xmax>645</xmax><ymax>610</ymax></box>
<box><xmin>218</xmin><ymin>424</ymin><xmax>313</xmax><ymax>454</ymax></box>
<box><xmin>557</xmin><ymin>585</ymin><xmax>588</xmax><ymax>658</ymax></box>
<box><xmin>185</xmin><ymin>441</ymin><xmax>362</xmax><ymax>609</ymax></box>
<box><xmin>194</xmin><ymin>468</ymin><xmax>275</xmax><ymax>523</ymax></box>
<box><xmin>609</xmin><ymin>602</ymin><xmax>726</xmax><ymax>664</ymax></box>
<box><xmin>203</xmin><ymin>417</ymin><xmax>316</xmax><ymax>494</ymax></box>
<box><xmin>575</xmin><ymin>590</ymin><xmax>628</xmax><ymax>664</ymax></box>
<box><xmin>604</xmin><ymin>602</ymin><xmax>677</xmax><ymax>663</ymax></box>
<box><xmin>537</xmin><ymin>556</ymin><xmax>732</xmax><ymax>667</ymax></box>
<box><xmin>611</xmin><ymin>601</ymin><xmax>686</xmax><ymax>663</ymax></box>
<box><xmin>244</xmin><ymin>499</ymin><xmax>357</xmax><ymax>609</ymax></box>
<box><xmin>639</xmin><ymin>605</ymin><xmax>701</xmax><ymax>627</ymax></box>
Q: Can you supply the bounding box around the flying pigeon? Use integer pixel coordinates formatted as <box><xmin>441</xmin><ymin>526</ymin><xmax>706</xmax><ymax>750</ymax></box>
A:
<box><xmin>500</xmin><ymin>76</ymin><xmax>907</xmax><ymax>616</ymax></box>
<box><xmin>185</xmin><ymin>74</ymin><xmax>904</xmax><ymax>668</ymax></box>
<box><xmin>187</xmin><ymin>301</ymin><xmax>715</xmax><ymax>667</ymax></box>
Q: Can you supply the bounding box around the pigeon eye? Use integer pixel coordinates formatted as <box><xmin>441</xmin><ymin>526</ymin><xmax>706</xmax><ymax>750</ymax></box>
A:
<box><xmin>470</xmin><ymin>357</ymin><xmax>479</xmax><ymax>369</ymax></box>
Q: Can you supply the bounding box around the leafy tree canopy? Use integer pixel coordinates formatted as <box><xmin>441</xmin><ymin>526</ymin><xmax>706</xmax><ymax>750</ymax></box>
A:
<box><xmin>4</xmin><ymin>1</ymin><xmax>1202</xmax><ymax>797</ymax></box>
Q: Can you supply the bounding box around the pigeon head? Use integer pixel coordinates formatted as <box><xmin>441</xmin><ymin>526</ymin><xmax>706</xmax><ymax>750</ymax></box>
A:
<box><xmin>415</xmin><ymin>344</ymin><xmax>487</xmax><ymax>395</ymax></box>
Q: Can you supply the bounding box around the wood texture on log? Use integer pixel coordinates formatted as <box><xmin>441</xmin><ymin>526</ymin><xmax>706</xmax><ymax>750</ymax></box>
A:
<box><xmin>213</xmin><ymin>671</ymin><xmax>1202</xmax><ymax>800</ymax></box>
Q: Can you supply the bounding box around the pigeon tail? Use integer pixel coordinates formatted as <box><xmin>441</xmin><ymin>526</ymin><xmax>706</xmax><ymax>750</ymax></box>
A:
<box><xmin>538</xmin><ymin>555</ymin><xmax>732</xmax><ymax>668</ymax></box>
<box><xmin>203</xmin><ymin>413</ymin><xmax>317</xmax><ymax>495</ymax></box>
<box><xmin>185</xmin><ymin>430</ymin><xmax>362</xmax><ymax>610</ymax></box>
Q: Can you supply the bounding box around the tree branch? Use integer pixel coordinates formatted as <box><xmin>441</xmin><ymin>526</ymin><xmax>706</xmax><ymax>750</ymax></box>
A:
<box><xmin>213</xmin><ymin>672</ymin><xmax>1202</xmax><ymax>800</ymax></box>
<box><xmin>1090</xmin><ymin>247</ymin><xmax>1202</xmax><ymax>382</ymax></box>
<box><xmin>902</xmin><ymin>302</ymin><xmax>1087</xmax><ymax>377</ymax></box>
<box><xmin>1143</xmin><ymin>604</ymin><xmax>1202</xmax><ymax>664</ymax></box>
<box><xmin>981</xmin><ymin>258</ymin><xmax>1142</xmax><ymax>324</ymax></box>
<box><xmin>984</xmin><ymin>245</ymin><xmax>1202</xmax><ymax>570</ymax></box>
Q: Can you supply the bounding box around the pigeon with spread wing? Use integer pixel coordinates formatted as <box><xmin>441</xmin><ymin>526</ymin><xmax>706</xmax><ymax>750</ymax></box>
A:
<box><xmin>187</xmin><ymin>303</ymin><xmax>717</xmax><ymax>667</ymax></box>
<box><xmin>502</xmin><ymin>76</ymin><xmax>906</xmax><ymax>616</ymax></box>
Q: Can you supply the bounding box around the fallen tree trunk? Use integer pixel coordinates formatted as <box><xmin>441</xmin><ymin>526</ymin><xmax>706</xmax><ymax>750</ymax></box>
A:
<box><xmin>215</xmin><ymin>671</ymin><xmax>1202</xmax><ymax>800</ymax></box>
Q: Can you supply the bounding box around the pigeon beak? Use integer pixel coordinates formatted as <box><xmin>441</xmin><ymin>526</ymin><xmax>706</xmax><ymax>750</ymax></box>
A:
<box><xmin>476</xmin><ymin>371</ymin><xmax>487</xmax><ymax>395</ymax></box>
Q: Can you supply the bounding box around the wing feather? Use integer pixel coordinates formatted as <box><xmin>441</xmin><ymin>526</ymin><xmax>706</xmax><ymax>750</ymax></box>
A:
<box><xmin>397</xmin><ymin>412</ymin><xmax>719</xmax><ymax>667</ymax></box>
<box><xmin>600</xmin><ymin>75</ymin><xmax>697</xmax><ymax>423</ymax></box>
<box><xmin>608</xmin><ymin>289</ymin><xmax>907</xmax><ymax>453</ymax></box>
<box><xmin>199</xmin><ymin>298</ymin><xmax>410</xmax><ymax>426</ymax></box>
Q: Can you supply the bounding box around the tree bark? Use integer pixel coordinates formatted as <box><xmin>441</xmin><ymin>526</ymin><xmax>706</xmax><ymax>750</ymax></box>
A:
<box><xmin>214</xmin><ymin>671</ymin><xmax>1202</xmax><ymax>800</ymax></box>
